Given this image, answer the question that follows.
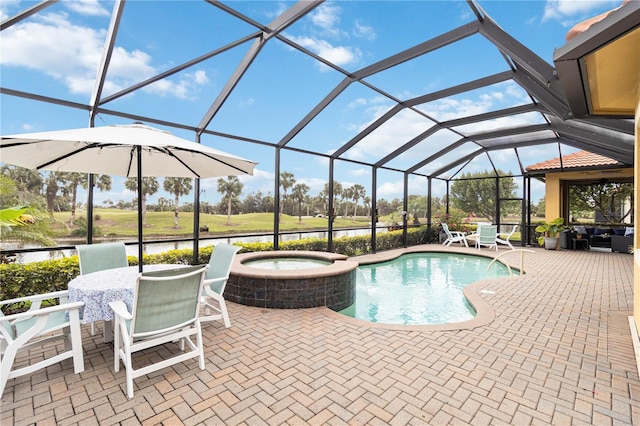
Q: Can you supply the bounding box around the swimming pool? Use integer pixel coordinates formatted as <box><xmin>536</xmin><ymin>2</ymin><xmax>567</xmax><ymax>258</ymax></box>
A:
<box><xmin>339</xmin><ymin>252</ymin><xmax>512</xmax><ymax>325</ymax></box>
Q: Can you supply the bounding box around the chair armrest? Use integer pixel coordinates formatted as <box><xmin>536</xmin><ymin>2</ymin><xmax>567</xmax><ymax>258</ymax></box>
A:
<box><xmin>203</xmin><ymin>276</ymin><xmax>228</xmax><ymax>294</ymax></box>
<box><xmin>108</xmin><ymin>300</ymin><xmax>132</xmax><ymax>320</ymax></box>
<box><xmin>0</xmin><ymin>290</ymin><xmax>70</xmax><ymax>308</ymax></box>
<box><xmin>0</xmin><ymin>301</ymin><xmax>84</xmax><ymax>322</ymax></box>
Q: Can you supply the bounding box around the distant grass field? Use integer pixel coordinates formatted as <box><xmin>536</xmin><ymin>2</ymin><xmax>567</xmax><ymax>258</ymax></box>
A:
<box><xmin>51</xmin><ymin>209</ymin><xmax>374</xmax><ymax>238</ymax></box>
<box><xmin>49</xmin><ymin>209</ymin><xmax>528</xmax><ymax>240</ymax></box>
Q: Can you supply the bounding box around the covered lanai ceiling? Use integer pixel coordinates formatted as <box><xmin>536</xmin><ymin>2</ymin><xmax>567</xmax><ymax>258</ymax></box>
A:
<box><xmin>1</xmin><ymin>0</ymin><xmax>635</xmax><ymax>184</ymax></box>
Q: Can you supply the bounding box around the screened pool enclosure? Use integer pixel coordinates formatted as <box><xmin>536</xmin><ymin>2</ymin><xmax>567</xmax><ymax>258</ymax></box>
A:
<box><xmin>0</xmin><ymin>0</ymin><xmax>636</xmax><ymax>260</ymax></box>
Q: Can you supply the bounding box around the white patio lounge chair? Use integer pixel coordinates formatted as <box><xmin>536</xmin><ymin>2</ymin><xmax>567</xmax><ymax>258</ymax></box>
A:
<box><xmin>201</xmin><ymin>243</ymin><xmax>241</xmax><ymax>328</ymax></box>
<box><xmin>496</xmin><ymin>225</ymin><xmax>518</xmax><ymax>250</ymax></box>
<box><xmin>441</xmin><ymin>223</ymin><xmax>468</xmax><ymax>247</ymax></box>
<box><xmin>109</xmin><ymin>264</ymin><xmax>208</xmax><ymax>398</ymax></box>
<box><xmin>0</xmin><ymin>291</ymin><xmax>85</xmax><ymax>397</ymax></box>
<box><xmin>476</xmin><ymin>224</ymin><xmax>498</xmax><ymax>251</ymax></box>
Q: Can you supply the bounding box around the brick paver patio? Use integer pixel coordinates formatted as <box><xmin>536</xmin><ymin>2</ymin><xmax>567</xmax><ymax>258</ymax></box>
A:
<box><xmin>2</xmin><ymin>245</ymin><xmax>639</xmax><ymax>425</ymax></box>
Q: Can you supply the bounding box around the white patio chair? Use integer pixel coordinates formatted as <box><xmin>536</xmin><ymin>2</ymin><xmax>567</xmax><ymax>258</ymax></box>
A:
<box><xmin>76</xmin><ymin>242</ymin><xmax>129</xmax><ymax>336</ymax></box>
<box><xmin>201</xmin><ymin>243</ymin><xmax>241</xmax><ymax>328</ymax></box>
<box><xmin>109</xmin><ymin>264</ymin><xmax>207</xmax><ymax>398</ymax></box>
<box><xmin>0</xmin><ymin>291</ymin><xmax>84</xmax><ymax>397</ymax></box>
<box><xmin>476</xmin><ymin>224</ymin><xmax>498</xmax><ymax>251</ymax></box>
<box><xmin>441</xmin><ymin>223</ymin><xmax>468</xmax><ymax>247</ymax></box>
<box><xmin>76</xmin><ymin>242</ymin><xmax>129</xmax><ymax>274</ymax></box>
<box><xmin>496</xmin><ymin>225</ymin><xmax>518</xmax><ymax>250</ymax></box>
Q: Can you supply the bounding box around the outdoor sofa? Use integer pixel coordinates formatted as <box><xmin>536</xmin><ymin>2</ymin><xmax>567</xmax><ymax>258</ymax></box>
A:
<box><xmin>571</xmin><ymin>225</ymin><xmax>633</xmax><ymax>252</ymax></box>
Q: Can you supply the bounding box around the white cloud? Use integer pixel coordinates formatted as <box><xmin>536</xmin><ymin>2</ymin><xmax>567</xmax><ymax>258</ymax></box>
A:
<box><xmin>238</xmin><ymin>168</ymin><xmax>275</xmax><ymax>193</ymax></box>
<box><xmin>310</xmin><ymin>3</ymin><xmax>345</xmax><ymax>38</ymax></box>
<box><xmin>344</xmin><ymin>107</ymin><xmax>433</xmax><ymax>162</ymax></box>
<box><xmin>65</xmin><ymin>0</ymin><xmax>110</xmax><ymax>17</ymax></box>
<box><xmin>346</xmin><ymin>97</ymin><xmax>367</xmax><ymax>109</ymax></box>
<box><xmin>147</xmin><ymin>70</ymin><xmax>211</xmax><ymax>100</ymax></box>
<box><xmin>349</xmin><ymin>168</ymin><xmax>370</xmax><ymax>177</ymax></box>
<box><xmin>264</xmin><ymin>2</ymin><xmax>289</xmax><ymax>20</ymax></box>
<box><xmin>0</xmin><ymin>12</ymin><xmax>208</xmax><ymax>99</ymax></box>
<box><xmin>287</xmin><ymin>35</ymin><xmax>360</xmax><ymax>69</ymax></box>
<box><xmin>238</xmin><ymin>97</ymin><xmax>255</xmax><ymax>108</ymax></box>
<box><xmin>1</xmin><ymin>13</ymin><xmax>105</xmax><ymax>83</ymax></box>
<box><xmin>296</xmin><ymin>177</ymin><xmax>328</xmax><ymax>193</ymax></box>
<box><xmin>0</xmin><ymin>0</ymin><xmax>18</xmax><ymax>21</ymax></box>
<box><xmin>377</xmin><ymin>180</ymin><xmax>403</xmax><ymax>198</ymax></box>
<box><xmin>542</xmin><ymin>0</ymin><xmax>618</xmax><ymax>22</ymax></box>
<box><xmin>282</xmin><ymin>1</ymin><xmax>375</xmax><ymax>71</ymax></box>
<box><xmin>193</xmin><ymin>70</ymin><xmax>208</xmax><ymax>85</ymax></box>
<box><xmin>335</xmin><ymin>80</ymin><xmax>537</xmax><ymax>178</ymax></box>
<box><xmin>353</xmin><ymin>19</ymin><xmax>376</xmax><ymax>41</ymax></box>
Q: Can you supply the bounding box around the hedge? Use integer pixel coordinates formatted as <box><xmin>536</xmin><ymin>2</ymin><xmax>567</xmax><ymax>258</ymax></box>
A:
<box><xmin>1</xmin><ymin>225</ymin><xmax>434</xmax><ymax>303</ymax></box>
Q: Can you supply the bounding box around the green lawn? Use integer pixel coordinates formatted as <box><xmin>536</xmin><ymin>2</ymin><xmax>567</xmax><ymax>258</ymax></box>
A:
<box><xmin>52</xmin><ymin>209</ymin><xmax>375</xmax><ymax>238</ymax></box>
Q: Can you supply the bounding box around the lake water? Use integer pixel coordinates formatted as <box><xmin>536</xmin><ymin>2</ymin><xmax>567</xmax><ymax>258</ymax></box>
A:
<box><xmin>3</xmin><ymin>228</ymin><xmax>386</xmax><ymax>263</ymax></box>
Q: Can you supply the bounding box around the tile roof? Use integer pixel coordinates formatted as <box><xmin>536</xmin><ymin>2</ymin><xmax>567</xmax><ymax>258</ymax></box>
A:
<box><xmin>525</xmin><ymin>150</ymin><xmax>623</xmax><ymax>172</ymax></box>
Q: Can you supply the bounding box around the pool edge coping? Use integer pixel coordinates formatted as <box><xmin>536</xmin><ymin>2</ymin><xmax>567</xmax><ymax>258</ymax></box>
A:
<box><xmin>232</xmin><ymin>250</ymin><xmax>357</xmax><ymax>278</ymax></box>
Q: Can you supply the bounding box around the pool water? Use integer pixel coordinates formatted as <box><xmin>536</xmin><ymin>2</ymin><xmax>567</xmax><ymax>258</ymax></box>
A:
<box><xmin>339</xmin><ymin>252</ymin><xmax>512</xmax><ymax>325</ymax></box>
<box><xmin>244</xmin><ymin>258</ymin><xmax>331</xmax><ymax>270</ymax></box>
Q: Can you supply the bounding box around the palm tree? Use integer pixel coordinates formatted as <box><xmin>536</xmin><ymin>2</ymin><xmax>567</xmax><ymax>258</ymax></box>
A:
<box><xmin>44</xmin><ymin>172</ymin><xmax>62</xmax><ymax>213</ymax></box>
<box><xmin>156</xmin><ymin>197</ymin><xmax>170</xmax><ymax>212</ymax></box>
<box><xmin>217</xmin><ymin>176</ymin><xmax>243</xmax><ymax>225</ymax></box>
<box><xmin>0</xmin><ymin>176</ymin><xmax>57</xmax><ymax>257</ymax></box>
<box><xmin>350</xmin><ymin>184</ymin><xmax>366</xmax><ymax>222</ymax></box>
<box><xmin>322</xmin><ymin>181</ymin><xmax>342</xmax><ymax>219</ymax></box>
<box><xmin>56</xmin><ymin>172</ymin><xmax>112</xmax><ymax>224</ymax></box>
<box><xmin>342</xmin><ymin>186</ymin><xmax>353</xmax><ymax>217</ymax></box>
<box><xmin>291</xmin><ymin>183</ymin><xmax>310</xmax><ymax>224</ymax></box>
<box><xmin>279</xmin><ymin>171</ymin><xmax>295</xmax><ymax>221</ymax></box>
<box><xmin>0</xmin><ymin>165</ymin><xmax>43</xmax><ymax>206</ymax></box>
<box><xmin>163</xmin><ymin>177</ymin><xmax>193</xmax><ymax>228</ymax></box>
<box><xmin>304</xmin><ymin>194</ymin><xmax>314</xmax><ymax>216</ymax></box>
<box><xmin>125</xmin><ymin>177</ymin><xmax>159</xmax><ymax>226</ymax></box>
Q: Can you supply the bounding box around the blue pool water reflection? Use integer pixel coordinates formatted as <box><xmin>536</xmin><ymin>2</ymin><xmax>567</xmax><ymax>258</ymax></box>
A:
<box><xmin>339</xmin><ymin>252</ymin><xmax>512</xmax><ymax>325</ymax></box>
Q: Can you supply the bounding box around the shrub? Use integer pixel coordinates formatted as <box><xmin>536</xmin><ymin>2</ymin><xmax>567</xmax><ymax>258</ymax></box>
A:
<box><xmin>70</xmin><ymin>216</ymin><xmax>102</xmax><ymax>237</ymax></box>
<box><xmin>0</xmin><ymin>225</ymin><xmax>432</xmax><ymax>304</ymax></box>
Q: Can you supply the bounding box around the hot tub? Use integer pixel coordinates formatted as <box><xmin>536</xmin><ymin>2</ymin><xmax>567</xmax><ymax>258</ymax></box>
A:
<box><xmin>226</xmin><ymin>251</ymin><xmax>358</xmax><ymax>310</ymax></box>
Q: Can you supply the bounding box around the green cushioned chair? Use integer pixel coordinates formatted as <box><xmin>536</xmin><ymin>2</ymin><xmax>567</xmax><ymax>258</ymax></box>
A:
<box><xmin>201</xmin><ymin>244</ymin><xmax>241</xmax><ymax>328</ymax></box>
<box><xmin>109</xmin><ymin>265</ymin><xmax>207</xmax><ymax>398</ymax></box>
<box><xmin>0</xmin><ymin>291</ymin><xmax>84</xmax><ymax>397</ymax></box>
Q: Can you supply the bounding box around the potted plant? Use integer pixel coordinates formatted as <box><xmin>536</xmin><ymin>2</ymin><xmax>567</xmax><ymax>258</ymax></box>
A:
<box><xmin>535</xmin><ymin>217</ymin><xmax>566</xmax><ymax>250</ymax></box>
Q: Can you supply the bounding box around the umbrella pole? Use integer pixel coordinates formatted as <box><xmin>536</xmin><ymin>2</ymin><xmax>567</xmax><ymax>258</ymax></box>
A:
<box><xmin>137</xmin><ymin>146</ymin><xmax>143</xmax><ymax>273</ymax></box>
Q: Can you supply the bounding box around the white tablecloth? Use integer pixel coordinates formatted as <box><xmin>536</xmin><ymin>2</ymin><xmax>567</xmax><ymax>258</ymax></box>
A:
<box><xmin>68</xmin><ymin>264</ymin><xmax>184</xmax><ymax>323</ymax></box>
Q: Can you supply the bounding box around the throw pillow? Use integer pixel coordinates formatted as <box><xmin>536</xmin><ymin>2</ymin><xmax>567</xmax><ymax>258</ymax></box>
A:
<box><xmin>613</xmin><ymin>228</ymin><xmax>625</xmax><ymax>236</ymax></box>
<box><xmin>625</xmin><ymin>227</ymin><xmax>634</xmax><ymax>237</ymax></box>
<box><xmin>574</xmin><ymin>225</ymin><xmax>587</xmax><ymax>234</ymax></box>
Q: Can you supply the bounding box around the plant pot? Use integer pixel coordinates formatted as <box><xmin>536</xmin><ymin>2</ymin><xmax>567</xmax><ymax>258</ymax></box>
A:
<box><xmin>544</xmin><ymin>236</ymin><xmax>559</xmax><ymax>250</ymax></box>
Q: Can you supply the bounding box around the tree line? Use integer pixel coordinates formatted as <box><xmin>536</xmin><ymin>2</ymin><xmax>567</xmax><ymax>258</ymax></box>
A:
<box><xmin>1</xmin><ymin>165</ymin><xmax>532</xmax><ymax>225</ymax></box>
<box><xmin>10</xmin><ymin>164</ymin><xmax>627</xmax><ymax>230</ymax></box>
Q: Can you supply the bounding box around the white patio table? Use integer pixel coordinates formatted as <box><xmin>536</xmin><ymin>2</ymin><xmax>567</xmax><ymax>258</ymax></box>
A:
<box><xmin>68</xmin><ymin>264</ymin><xmax>187</xmax><ymax>341</ymax></box>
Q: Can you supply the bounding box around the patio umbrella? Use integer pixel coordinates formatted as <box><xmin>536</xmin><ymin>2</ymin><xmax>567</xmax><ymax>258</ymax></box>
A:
<box><xmin>0</xmin><ymin>123</ymin><xmax>257</xmax><ymax>270</ymax></box>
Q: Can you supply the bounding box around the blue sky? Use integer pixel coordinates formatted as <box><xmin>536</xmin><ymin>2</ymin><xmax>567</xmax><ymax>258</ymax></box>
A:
<box><xmin>0</xmin><ymin>0</ymin><xmax>624</xmax><ymax>209</ymax></box>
